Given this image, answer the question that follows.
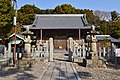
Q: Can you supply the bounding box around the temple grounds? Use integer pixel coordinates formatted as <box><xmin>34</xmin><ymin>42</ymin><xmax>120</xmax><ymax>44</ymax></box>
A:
<box><xmin>0</xmin><ymin>50</ymin><xmax>120</xmax><ymax>80</ymax></box>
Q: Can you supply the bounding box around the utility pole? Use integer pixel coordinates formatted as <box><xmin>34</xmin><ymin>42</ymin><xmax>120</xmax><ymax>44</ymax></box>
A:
<box><xmin>11</xmin><ymin>0</ymin><xmax>17</xmax><ymax>66</ymax></box>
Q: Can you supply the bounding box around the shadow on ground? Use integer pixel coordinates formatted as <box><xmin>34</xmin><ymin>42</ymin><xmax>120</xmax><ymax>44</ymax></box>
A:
<box><xmin>55</xmin><ymin>67</ymin><xmax>78</xmax><ymax>80</ymax></box>
<box><xmin>77</xmin><ymin>62</ymin><xmax>86</xmax><ymax>67</ymax></box>
<box><xmin>54</xmin><ymin>66</ymin><xmax>92</xmax><ymax>80</ymax></box>
<box><xmin>53</xmin><ymin>58</ymin><xmax>69</xmax><ymax>62</ymax></box>
<box><xmin>77</xmin><ymin>71</ymin><xmax>92</xmax><ymax>79</ymax></box>
<box><xmin>106</xmin><ymin>62</ymin><xmax>120</xmax><ymax>70</ymax></box>
<box><xmin>0</xmin><ymin>68</ymin><xmax>37</xmax><ymax>80</ymax></box>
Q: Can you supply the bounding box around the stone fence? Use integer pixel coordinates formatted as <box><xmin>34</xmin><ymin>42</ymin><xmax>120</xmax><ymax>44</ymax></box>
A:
<box><xmin>67</xmin><ymin>37</ymin><xmax>115</xmax><ymax>62</ymax></box>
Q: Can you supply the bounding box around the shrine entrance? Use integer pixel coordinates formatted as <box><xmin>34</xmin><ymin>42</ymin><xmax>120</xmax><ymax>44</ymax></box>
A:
<box><xmin>31</xmin><ymin>29</ymin><xmax>90</xmax><ymax>49</ymax></box>
<box><xmin>54</xmin><ymin>39</ymin><xmax>67</xmax><ymax>49</ymax></box>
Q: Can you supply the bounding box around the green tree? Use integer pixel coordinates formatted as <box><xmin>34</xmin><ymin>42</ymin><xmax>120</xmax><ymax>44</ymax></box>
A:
<box><xmin>0</xmin><ymin>0</ymin><xmax>14</xmax><ymax>39</ymax></box>
<box><xmin>46</xmin><ymin>9</ymin><xmax>55</xmax><ymax>14</ymax></box>
<box><xmin>39</xmin><ymin>10</ymin><xmax>46</xmax><ymax>14</ymax></box>
<box><xmin>111</xmin><ymin>11</ymin><xmax>119</xmax><ymax>21</ymax></box>
<box><xmin>83</xmin><ymin>9</ymin><xmax>94</xmax><ymax>24</ymax></box>
<box><xmin>77</xmin><ymin>9</ymin><xmax>95</xmax><ymax>24</ymax></box>
<box><xmin>99</xmin><ymin>20</ymin><xmax>108</xmax><ymax>35</ymax></box>
<box><xmin>109</xmin><ymin>21</ymin><xmax>120</xmax><ymax>39</ymax></box>
<box><xmin>18</xmin><ymin>4</ymin><xmax>41</xmax><ymax>25</ymax></box>
<box><xmin>55</xmin><ymin>5</ymin><xmax>63</xmax><ymax>14</ymax></box>
<box><xmin>55</xmin><ymin>4</ymin><xmax>76</xmax><ymax>14</ymax></box>
<box><xmin>93</xmin><ymin>16</ymin><xmax>100</xmax><ymax>26</ymax></box>
<box><xmin>55</xmin><ymin>4</ymin><xmax>95</xmax><ymax>24</ymax></box>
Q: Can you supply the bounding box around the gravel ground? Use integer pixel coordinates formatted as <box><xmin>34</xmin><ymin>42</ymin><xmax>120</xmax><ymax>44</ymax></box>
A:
<box><xmin>73</xmin><ymin>63</ymin><xmax>120</xmax><ymax>80</ymax></box>
<box><xmin>0</xmin><ymin>59</ymin><xmax>120</xmax><ymax>80</ymax></box>
<box><xmin>0</xmin><ymin>60</ymin><xmax>48</xmax><ymax>80</ymax></box>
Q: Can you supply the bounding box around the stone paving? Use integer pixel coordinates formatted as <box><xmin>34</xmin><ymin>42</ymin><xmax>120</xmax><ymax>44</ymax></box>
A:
<box><xmin>37</xmin><ymin>49</ymin><xmax>80</xmax><ymax>80</ymax></box>
<box><xmin>37</xmin><ymin>61</ymin><xmax>80</xmax><ymax>80</ymax></box>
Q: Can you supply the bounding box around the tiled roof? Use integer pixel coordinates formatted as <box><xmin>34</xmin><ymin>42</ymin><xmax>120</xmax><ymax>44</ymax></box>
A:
<box><xmin>96</xmin><ymin>35</ymin><xmax>120</xmax><ymax>43</ymax></box>
<box><xmin>87</xmin><ymin>35</ymin><xmax>120</xmax><ymax>43</ymax></box>
<box><xmin>9</xmin><ymin>33</ymin><xmax>25</xmax><ymax>41</ymax></box>
<box><xmin>29</xmin><ymin>14</ymin><xmax>91</xmax><ymax>29</ymax></box>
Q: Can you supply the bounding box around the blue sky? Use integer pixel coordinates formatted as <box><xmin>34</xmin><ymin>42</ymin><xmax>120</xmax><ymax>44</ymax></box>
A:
<box><xmin>17</xmin><ymin>0</ymin><xmax>120</xmax><ymax>13</ymax></box>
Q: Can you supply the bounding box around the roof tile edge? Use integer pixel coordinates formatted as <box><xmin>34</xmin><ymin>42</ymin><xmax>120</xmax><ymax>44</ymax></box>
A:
<box><xmin>35</xmin><ymin>14</ymin><xmax>85</xmax><ymax>17</ymax></box>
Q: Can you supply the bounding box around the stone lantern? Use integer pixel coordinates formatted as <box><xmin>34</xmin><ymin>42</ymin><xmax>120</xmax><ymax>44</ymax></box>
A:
<box><xmin>88</xmin><ymin>25</ymin><xmax>99</xmax><ymax>59</ymax></box>
<box><xmin>22</xmin><ymin>26</ymin><xmax>33</xmax><ymax>57</ymax></box>
<box><xmin>85</xmin><ymin>25</ymin><xmax>106</xmax><ymax>68</ymax></box>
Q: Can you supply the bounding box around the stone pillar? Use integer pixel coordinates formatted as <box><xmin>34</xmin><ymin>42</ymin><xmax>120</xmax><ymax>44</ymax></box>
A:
<box><xmin>68</xmin><ymin>37</ymin><xmax>73</xmax><ymax>52</ymax></box>
<box><xmin>68</xmin><ymin>37</ymin><xmax>73</xmax><ymax>61</ymax></box>
<box><xmin>111</xmin><ymin>43</ymin><xmax>116</xmax><ymax>62</ymax></box>
<box><xmin>103</xmin><ymin>47</ymin><xmax>106</xmax><ymax>57</ymax></box>
<box><xmin>73</xmin><ymin>41</ymin><xmax>78</xmax><ymax>57</ymax></box>
<box><xmin>82</xmin><ymin>39</ymin><xmax>86</xmax><ymax>58</ymax></box>
<box><xmin>36</xmin><ymin>42</ymin><xmax>40</xmax><ymax>56</ymax></box>
<box><xmin>49</xmin><ymin>38</ymin><xmax>53</xmax><ymax>62</ymax></box>
<box><xmin>8</xmin><ymin>43</ymin><xmax>11</xmax><ymax>59</ymax></box>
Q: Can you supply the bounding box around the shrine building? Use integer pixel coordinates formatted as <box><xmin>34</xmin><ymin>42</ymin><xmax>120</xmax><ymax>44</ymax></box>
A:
<box><xmin>25</xmin><ymin>14</ymin><xmax>92</xmax><ymax>49</ymax></box>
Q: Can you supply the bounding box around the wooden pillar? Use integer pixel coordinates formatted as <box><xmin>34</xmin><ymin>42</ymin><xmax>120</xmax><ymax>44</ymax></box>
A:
<box><xmin>40</xmin><ymin>29</ymin><xmax>42</xmax><ymax>40</ymax></box>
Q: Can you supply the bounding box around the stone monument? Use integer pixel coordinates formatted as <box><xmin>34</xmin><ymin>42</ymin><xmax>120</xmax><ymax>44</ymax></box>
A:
<box><xmin>86</xmin><ymin>25</ymin><xmax>106</xmax><ymax>68</ymax></box>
